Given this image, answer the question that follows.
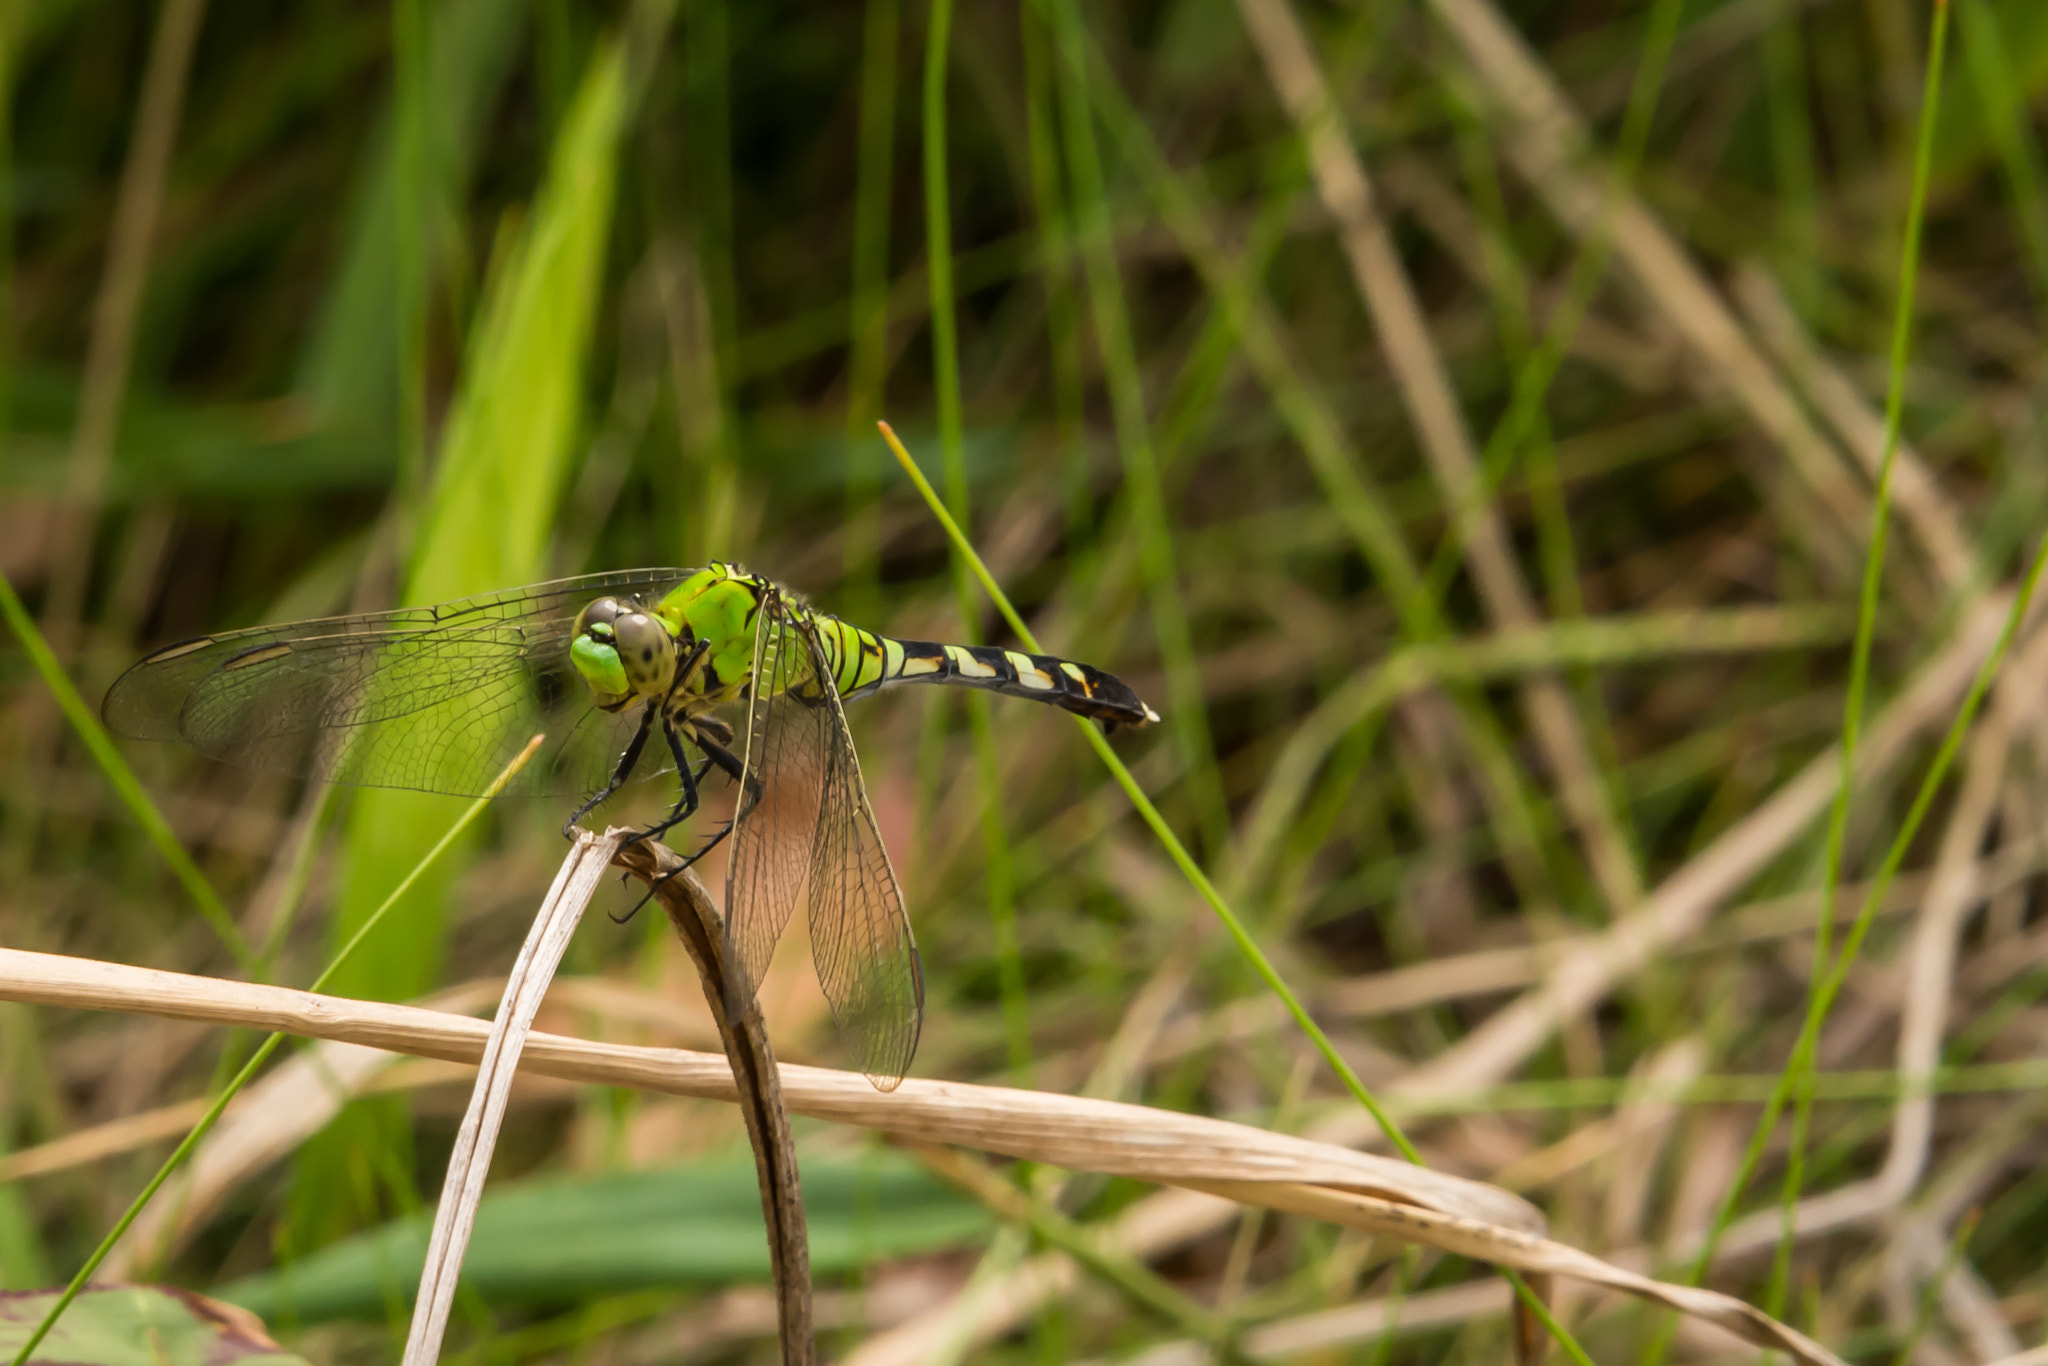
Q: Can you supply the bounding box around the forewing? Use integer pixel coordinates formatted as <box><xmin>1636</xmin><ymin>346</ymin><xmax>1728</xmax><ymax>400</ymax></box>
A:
<box><xmin>102</xmin><ymin>569</ymin><xmax>695</xmax><ymax>798</ymax></box>
<box><xmin>797</xmin><ymin>616</ymin><xmax>922</xmax><ymax>1090</ymax></box>
<box><xmin>724</xmin><ymin>591</ymin><xmax>830</xmax><ymax>997</ymax></box>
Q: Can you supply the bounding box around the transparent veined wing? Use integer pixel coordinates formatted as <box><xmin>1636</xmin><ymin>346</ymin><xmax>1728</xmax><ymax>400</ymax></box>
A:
<box><xmin>102</xmin><ymin>569</ymin><xmax>698</xmax><ymax>798</ymax></box>
<box><xmin>724</xmin><ymin>588</ymin><xmax>923</xmax><ymax>1089</ymax></box>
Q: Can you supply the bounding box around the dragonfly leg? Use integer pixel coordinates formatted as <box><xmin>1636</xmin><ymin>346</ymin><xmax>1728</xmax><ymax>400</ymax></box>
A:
<box><xmin>668</xmin><ymin>734</ymin><xmax>748</xmax><ymax>869</ymax></box>
<box><xmin>612</xmin><ymin>639</ymin><xmax>719</xmax><ymax>845</ymax></box>
<box><xmin>612</xmin><ymin>731</ymin><xmax>750</xmax><ymax>924</ymax></box>
<box><xmin>624</xmin><ymin>719</ymin><xmax>704</xmax><ymax>847</ymax></box>
<box><xmin>564</xmin><ymin>706</ymin><xmax>655</xmax><ymax>838</ymax></box>
<box><xmin>673</xmin><ymin>635</ymin><xmax>712</xmax><ymax>686</ymax></box>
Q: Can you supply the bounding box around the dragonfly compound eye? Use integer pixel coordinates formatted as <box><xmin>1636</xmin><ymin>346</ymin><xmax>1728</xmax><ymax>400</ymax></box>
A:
<box><xmin>613</xmin><ymin>612</ymin><xmax>676</xmax><ymax>693</ymax></box>
<box><xmin>574</xmin><ymin>596</ymin><xmax>624</xmax><ymax>638</ymax></box>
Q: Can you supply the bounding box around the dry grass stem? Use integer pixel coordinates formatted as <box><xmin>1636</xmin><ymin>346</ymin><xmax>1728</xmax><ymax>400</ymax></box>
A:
<box><xmin>401</xmin><ymin>827</ymin><xmax>625</xmax><ymax>1366</ymax></box>
<box><xmin>1373</xmin><ymin>589</ymin><xmax>2022</xmax><ymax>1109</ymax></box>
<box><xmin>1181</xmin><ymin>1179</ymin><xmax>1843</xmax><ymax>1366</ymax></box>
<box><xmin>0</xmin><ymin>942</ymin><xmax>1840</xmax><ymax>1360</ymax></box>
<box><xmin>0</xmin><ymin>947</ymin><xmax>1535</xmax><ymax>1231</ymax></box>
<box><xmin>1226</xmin><ymin>603</ymin><xmax>1856</xmax><ymax>895</ymax></box>
<box><xmin>611</xmin><ymin>837</ymin><xmax>813</xmax><ymax>1363</ymax></box>
<box><xmin>0</xmin><ymin>1100</ymin><xmax>209</xmax><ymax>1185</ymax></box>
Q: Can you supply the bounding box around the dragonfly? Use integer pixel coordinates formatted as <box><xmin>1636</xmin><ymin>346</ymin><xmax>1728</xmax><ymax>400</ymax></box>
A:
<box><xmin>104</xmin><ymin>563</ymin><xmax>1159</xmax><ymax>1089</ymax></box>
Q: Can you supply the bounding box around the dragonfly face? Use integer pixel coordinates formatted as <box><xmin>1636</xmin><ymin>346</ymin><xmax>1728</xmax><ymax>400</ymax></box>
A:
<box><xmin>570</xmin><ymin>595</ymin><xmax>679</xmax><ymax>713</ymax></box>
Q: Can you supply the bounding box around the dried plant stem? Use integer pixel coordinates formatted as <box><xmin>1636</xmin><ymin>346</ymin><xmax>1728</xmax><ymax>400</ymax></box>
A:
<box><xmin>612</xmin><ymin>837</ymin><xmax>812</xmax><ymax>1364</ymax></box>
<box><xmin>0</xmin><ymin>944</ymin><xmax>1848</xmax><ymax>1366</ymax></box>
<box><xmin>0</xmin><ymin>944</ymin><xmax>1532</xmax><ymax>1229</ymax></box>
<box><xmin>402</xmin><ymin>826</ymin><xmax>625</xmax><ymax>1366</ymax></box>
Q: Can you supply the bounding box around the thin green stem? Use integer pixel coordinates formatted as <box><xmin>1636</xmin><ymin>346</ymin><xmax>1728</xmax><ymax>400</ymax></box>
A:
<box><xmin>393</xmin><ymin>0</ymin><xmax>429</xmax><ymax>503</ymax></box>
<box><xmin>1509</xmin><ymin>1270</ymin><xmax>1597</xmax><ymax>1366</ymax></box>
<box><xmin>1767</xmin><ymin>0</ymin><xmax>1951</xmax><ymax>1328</ymax></box>
<box><xmin>1660</xmin><ymin>550</ymin><xmax>2041</xmax><ymax>1365</ymax></box>
<box><xmin>1763</xmin><ymin>1</ymin><xmax>1821</xmax><ymax>314</ymax></box>
<box><xmin>1018</xmin><ymin>0</ymin><xmax>1088</xmax><ymax>543</ymax></box>
<box><xmin>1892</xmin><ymin>1211</ymin><xmax>1979</xmax><ymax>1366</ymax></box>
<box><xmin>1044</xmin><ymin>1</ymin><xmax>1564</xmax><ymax>915</ymax></box>
<box><xmin>882</xmin><ymin>421</ymin><xmax>1420</xmax><ymax>1160</ymax></box>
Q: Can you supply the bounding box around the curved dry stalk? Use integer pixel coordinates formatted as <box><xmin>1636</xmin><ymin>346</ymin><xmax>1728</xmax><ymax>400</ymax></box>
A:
<box><xmin>0</xmin><ymin>946</ymin><xmax>1536</xmax><ymax>1233</ymax></box>
<box><xmin>1182</xmin><ymin>1180</ymin><xmax>1843</xmax><ymax>1366</ymax></box>
<box><xmin>0</xmin><ymin>972</ymin><xmax>727</xmax><ymax>1197</ymax></box>
<box><xmin>0</xmin><ymin>945</ymin><xmax>1843</xmax><ymax>1364</ymax></box>
<box><xmin>611</xmin><ymin>837</ymin><xmax>812</xmax><ymax>1365</ymax></box>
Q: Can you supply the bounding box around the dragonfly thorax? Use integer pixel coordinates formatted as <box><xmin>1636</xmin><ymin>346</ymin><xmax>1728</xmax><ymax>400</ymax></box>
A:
<box><xmin>570</xmin><ymin>595</ymin><xmax>680</xmax><ymax>712</ymax></box>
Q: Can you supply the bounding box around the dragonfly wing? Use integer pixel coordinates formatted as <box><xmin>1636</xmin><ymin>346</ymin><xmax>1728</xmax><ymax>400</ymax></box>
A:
<box><xmin>798</xmin><ymin>616</ymin><xmax>921</xmax><ymax>1090</ymax></box>
<box><xmin>724</xmin><ymin>593</ymin><xmax>828</xmax><ymax>995</ymax></box>
<box><xmin>102</xmin><ymin>569</ymin><xmax>695</xmax><ymax>798</ymax></box>
<box><xmin>722</xmin><ymin>591</ymin><xmax>922</xmax><ymax>1089</ymax></box>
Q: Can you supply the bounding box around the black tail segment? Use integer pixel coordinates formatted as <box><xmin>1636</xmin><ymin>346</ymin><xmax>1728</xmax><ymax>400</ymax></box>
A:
<box><xmin>884</xmin><ymin>639</ymin><xmax>1159</xmax><ymax>728</ymax></box>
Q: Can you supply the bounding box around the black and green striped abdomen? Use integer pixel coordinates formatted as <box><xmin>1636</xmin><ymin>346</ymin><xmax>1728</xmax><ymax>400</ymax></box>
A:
<box><xmin>812</xmin><ymin>615</ymin><xmax>1158</xmax><ymax>728</ymax></box>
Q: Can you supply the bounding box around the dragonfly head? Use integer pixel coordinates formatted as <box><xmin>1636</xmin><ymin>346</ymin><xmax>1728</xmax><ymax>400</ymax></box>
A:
<box><xmin>570</xmin><ymin>596</ymin><xmax>677</xmax><ymax>710</ymax></box>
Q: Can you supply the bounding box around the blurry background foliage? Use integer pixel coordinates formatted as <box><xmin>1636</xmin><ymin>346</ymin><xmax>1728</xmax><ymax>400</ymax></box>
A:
<box><xmin>3</xmin><ymin>0</ymin><xmax>2048</xmax><ymax>1360</ymax></box>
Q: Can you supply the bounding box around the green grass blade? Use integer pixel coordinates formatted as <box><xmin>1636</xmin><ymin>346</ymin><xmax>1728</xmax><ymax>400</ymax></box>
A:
<box><xmin>1018</xmin><ymin>0</ymin><xmax>1088</xmax><ymax>542</ymax></box>
<box><xmin>1770</xmin><ymin>0</ymin><xmax>1954</xmax><ymax>1319</ymax></box>
<box><xmin>294</xmin><ymin>0</ymin><xmax>525</xmax><ymax>435</ymax></box>
<box><xmin>1955</xmin><ymin>0</ymin><xmax>2048</xmax><ymax>317</ymax></box>
<box><xmin>1649</xmin><ymin>8</ymin><xmax>1957</xmax><ymax>1351</ymax></box>
<box><xmin>326</xmin><ymin>33</ymin><xmax>633</xmax><ymax>1005</ymax></box>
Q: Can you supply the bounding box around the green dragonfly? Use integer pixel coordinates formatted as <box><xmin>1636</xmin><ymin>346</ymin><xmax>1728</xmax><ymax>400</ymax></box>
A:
<box><xmin>104</xmin><ymin>563</ymin><xmax>1159</xmax><ymax>1089</ymax></box>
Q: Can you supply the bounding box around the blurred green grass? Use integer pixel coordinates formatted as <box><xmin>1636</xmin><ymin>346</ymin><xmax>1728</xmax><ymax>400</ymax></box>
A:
<box><xmin>5</xmin><ymin>0</ymin><xmax>2048</xmax><ymax>1360</ymax></box>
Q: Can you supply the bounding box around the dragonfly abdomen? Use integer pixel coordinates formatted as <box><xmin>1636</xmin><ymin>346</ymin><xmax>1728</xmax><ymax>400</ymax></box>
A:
<box><xmin>825</xmin><ymin>620</ymin><xmax>1158</xmax><ymax>727</ymax></box>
